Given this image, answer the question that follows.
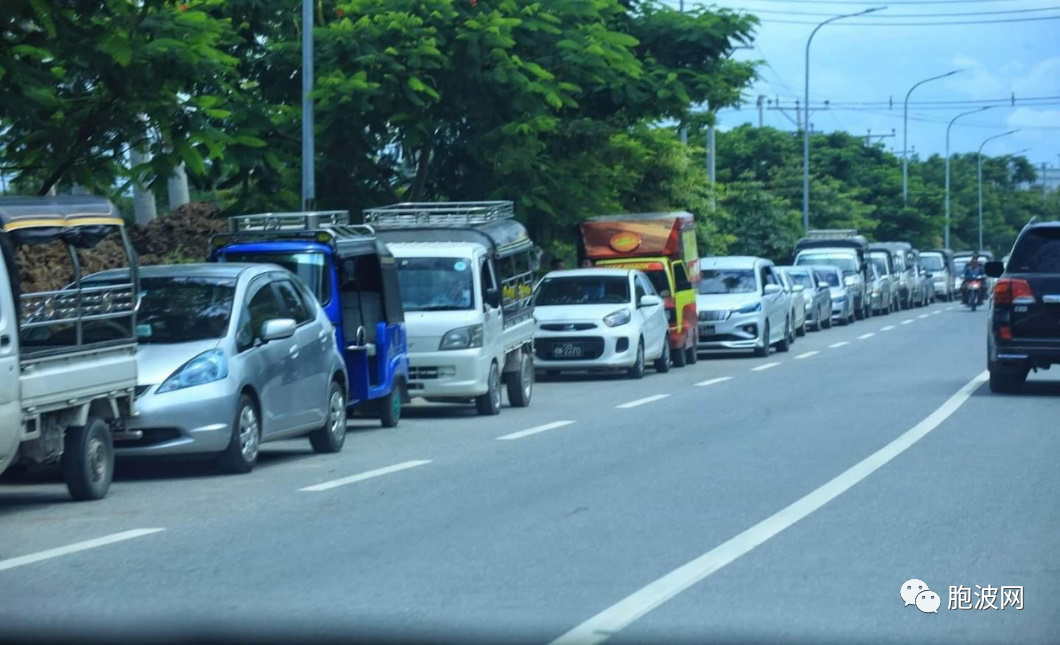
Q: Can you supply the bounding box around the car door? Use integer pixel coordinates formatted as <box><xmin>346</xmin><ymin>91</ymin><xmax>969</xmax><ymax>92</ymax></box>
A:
<box><xmin>238</xmin><ymin>277</ymin><xmax>300</xmax><ymax>435</ymax></box>
<box><xmin>760</xmin><ymin>265</ymin><xmax>784</xmax><ymax>338</ymax></box>
<box><xmin>0</xmin><ymin>265</ymin><xmax>20</xmax><ymax>472</ymax></box>
<box><xmin>275</xmin><ymin>277</ymin><xmax>329</xmax><ymax>429</ymax></box>
<box><xmin>635</xmin><ymin>272</ymin><xmax>666</xmax><ymax>356</ymax></box>
<box><xmin>480</xmin><ymin>255</ymin><xmax>505</xmax><ymax>365</ymax></box>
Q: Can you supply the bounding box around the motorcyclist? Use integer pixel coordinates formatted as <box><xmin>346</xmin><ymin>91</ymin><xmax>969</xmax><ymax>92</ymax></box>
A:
<box><xmin>961</xmin><ymin>255</ymin><xmax>986</xmax><ymax>304</ymax></box>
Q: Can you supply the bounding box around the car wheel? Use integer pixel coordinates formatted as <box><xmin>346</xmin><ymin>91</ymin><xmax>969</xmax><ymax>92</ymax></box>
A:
<box><xmin>686</xmin><ymin>340</ymin><xmax>698</xmax><ymax>365</ymax></box>
<box><xmin>854</xmin><ymin>302</ymin><xmax>865</xmax><ymax>320</ymax></box>
<box><xmin>475</xmin><ymin>362</ymin><xmax>503</xmax><ymax>416</ymax></box>
<box><xmin>753</xmin><ymin>321</ymin><xmax>770</xmax><ymax>357</ymax></box>
<box><xmin>627</xmin><ymin>339</ymin><xmax>646</xmax><ymax>379</ymax></box>
<box><xmin>506</xmin><ymin>351</ymin><xmax>533</xmax><ymax>408</ymax></box>
<box><xmin>776</xmin><ymin>318</ymin><xmax>792</xmax><ymax>353</ymax></box>
<box><xmin>63</xmin><ymin>417</ymin><xmax>114</xmax><ymax>501</ymax></box>
<box><xmin>671</xmin><ymin>340</ymin><xmax>687</xmax><ymax>368</ymax></box>
<box><xmin>310</xmin><ymin>381</ymin><xmax>348</xmax><ymax>452</ymax></box>
<box><xmin>796</xmin><ymin>318</ymin><xmax>807</xmax><ymax>337</ymax></box>
<box><xmin>217</xmin><ymin>394</ymin><xmax>260</xmax><ymax>474</ymax></box>
<box><xmin>654</xmin><ymin>340</ymin><xmax>671</xmax><ymax>373</ymax></box>
<box><xmin>379</xmin><ymin>379</ymin><xmax>403</xmax><ymax>428</ymax></box>
<box><xmin>823</xmin><ymin>313</ymin><xmax>833</xmax><ymax>329</ymax></box>
<box><xmin>989</xmin><ymin>364</ymin><xmax>1028</xmax><ymax>394</ymax></box>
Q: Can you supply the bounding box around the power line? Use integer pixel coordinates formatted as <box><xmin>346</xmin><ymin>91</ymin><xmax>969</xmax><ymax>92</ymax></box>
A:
<box><xmin>744</xmin><ymin>5</ymin><xmax>1060</xmax><ymax>18</ymax></box>
<box><xmin>760</xmin><ymin>14</ymin><xmax>1060</xmax><ymax>25</ymax></box>
<box><xmin>728</xmin><ymin>0</ymin><xmax>1044</xmax><ymax>5</ymax></box>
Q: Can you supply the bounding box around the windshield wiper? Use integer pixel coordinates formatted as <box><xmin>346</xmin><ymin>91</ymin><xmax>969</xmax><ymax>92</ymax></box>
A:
<box><xmin>409</xmin><ymin>304</ymin><xmax>467</xmax><ymax>311</ymax></box>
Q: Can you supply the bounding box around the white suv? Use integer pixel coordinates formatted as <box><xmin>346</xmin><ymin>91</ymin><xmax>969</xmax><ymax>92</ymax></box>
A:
<box><xmin>695</xmin><ymin>256</ymin><xmax>793</xmax><ymax>357</ymax></box>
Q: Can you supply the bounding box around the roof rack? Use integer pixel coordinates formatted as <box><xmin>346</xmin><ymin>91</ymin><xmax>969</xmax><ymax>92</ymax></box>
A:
<box><xmin>363</xmin><ymin>201</ymin><xmax>514</xmax><ymax>228</ymax></box>
<box><xmin>806</xmin><ymin>229</ymin><xmax>860</xmax><ymax>239</ymax></box>
<box><xmin>229</xmin><ymin>211</ymin><xmax>363</xmax><ymax>233</ymax></box>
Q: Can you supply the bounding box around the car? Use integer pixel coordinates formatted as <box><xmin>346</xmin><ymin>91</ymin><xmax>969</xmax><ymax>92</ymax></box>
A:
<box><xmin>811</xmin><ymin>265</ymin><xmax>855</xmax><ymax>325</ymax></box>
<box><xmin>696</xmin><ymin>256</ymin><xmax>792</xmax><ymax>357</ymax></box>
<box><xmin>532</xmin><ymin>268</ymin><xmax>669</xmax><ymax>378</ymax></box>
<box><xmin>780</xmin><ymin>266</ymin><xmax>832</xmax><ymax>331</ymax></box>
<box><xmin>920</xmin><ymin>250</ymin><xmax>954</xmax><ymax>302</ymax></box>
<box><xmin>775</xmin><ymin>266</ymin><xmax>812</xmax><ymax>336</ymax></box>
<box><xmin>82</xmin><ymin>264</ymin><xmax>350</xmax><ymax>473</ymax></box>
<box><xmin>914</xmin><ymin>261</ymin><xmax>935</xmax><ymax>304</ymax></box>
<box><xmin>866</xmin><ymin>262</ymin><xmax>894</xmax><ymax>315</ymax></box>
<box><xmin>985</xmin><ymin>221</ymin><xmax>1060</xmax><ymax>393</ymax></box>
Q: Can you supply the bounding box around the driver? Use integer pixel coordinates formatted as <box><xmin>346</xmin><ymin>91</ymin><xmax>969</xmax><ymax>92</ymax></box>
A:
<box><xmin>961</xmin><ymin>255</ymin><xmax>986</xmax><ymax>303</ymax></box>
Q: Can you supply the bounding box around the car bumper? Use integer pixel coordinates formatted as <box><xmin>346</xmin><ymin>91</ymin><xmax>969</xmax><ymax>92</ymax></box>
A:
<box><xmin>990</xmin><ymin>337</ymin><xmax>1060</xmax><ymax>367</ymax></box>
<box><xmin>831</xmin><ymin>300</ymin><xmax>849</xmax><ymax>317</ymax></box>
<box><xmin>406</xmin><ymin>349</ymin><xmax>491</xmax><ymax>398</ymax></box>
<box><xmin>696</xmin><ymin>312</ymin><xmax>763</xmax><ymax>350</ymax></box>
<box><xmin>116</xmin><ymin>380</ymin><xmax>236</xmax><ymax>457</ymax></box>
<box><xmin>535</xmin><ymin>326</ymin><xmax>640</xmax><ymax>370</ymax></box>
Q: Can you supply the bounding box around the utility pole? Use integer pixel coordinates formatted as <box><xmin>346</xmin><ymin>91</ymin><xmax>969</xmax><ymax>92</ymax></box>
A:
<box><xmin>301</xmin><ymin>0</ymin><xmax>315</xmax><ymax>211</ymax></box>
<box><xmin>757</xmin><ymin>95</ymin><xmax>765</xmax><ymax>127</ymax></box>
<box><xmin>865</xmin><ymin>129</ymin><xmax>896</xmax><ymax>147</ymax></box>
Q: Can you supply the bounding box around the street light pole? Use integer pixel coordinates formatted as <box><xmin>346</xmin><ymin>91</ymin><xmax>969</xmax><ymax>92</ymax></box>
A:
<box><xmin>803</xmin><ymin>6</ymin><xmax>885</xmax><ymax>233</ymax></box>
<box><xmin>944</xmin><ymin>106</ymin><xmax>992</xmax><ymax>250</ymax></box>
<box><xmin>302</xmin><ymin>0</ymin><xmax>315</xmax><ymax>210</ymax></box>
<box><xmin>903</xmin><ymin>70</ymin><xmax>961</xmax><ymax>205</ymax></box>
<box><xmin>977</xmin><ymin>130</ymin><xmax>1019</xmax><ymax>251</ymax></box>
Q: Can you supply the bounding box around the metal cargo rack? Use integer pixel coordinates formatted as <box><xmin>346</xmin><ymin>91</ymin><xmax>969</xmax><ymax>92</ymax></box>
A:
<box><xmin>806</xmin><ymin>229</ymin><xmax>860</xmax><ymax>239</ymax></box>
<box><xmin>363</xmin><ymin>201</ymin><xmax>515</xmax><ymax>228</ymax></box>
<box><xmin>229</xmin><ymin>211</ymin><xmax>372</xmax><ymax>234</ymax></box>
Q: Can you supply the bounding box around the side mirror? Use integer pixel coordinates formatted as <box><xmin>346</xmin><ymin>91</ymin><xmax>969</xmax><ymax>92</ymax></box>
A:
<box><xmin>793</xmin><ymin>284</ymin><xmax>805</xmax><ymax>293</ymax></box>
<box><xmin>985</xmin><ymin>261</ymin><xmax>1004</xmax><ymax>278</ymax></box>
<box><xmin>763</xmin><ymin>284</ymin><xmax>782</xmax><ymax>296</ymax></box>
<box><xmin>818</xmin><ymin>281</ymin><xmax>830</xmax><ymax>290</ymax></box>
<box><xmin>485</xmin><ymin>287</ymin><xmax>501</xmax><ymax>309</ymax></box>
<box><xmin>261</xmin><ymin>318</ymin><xmax>297</xmax><ymax>342</ymax></box>
<box><xmin>638</xmin><ymin>294</ymin><xmax>662</xmax><ymax>308</ymax></box>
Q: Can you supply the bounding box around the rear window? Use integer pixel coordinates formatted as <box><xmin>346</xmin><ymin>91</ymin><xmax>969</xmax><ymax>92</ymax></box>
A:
<box><xmin>786</xmin><ymin>272</ymin><xmax>814</xmax><ymax>290</ymax></box>
<box><xmin>920</xmin><ymin>254</ymin><xmax>945</xmax><ymax>271</ymax></box>
<box><xmin>1009</xmin><ymin>227</ymin><xmax>1060</xmax><ymax>273</ymax></box>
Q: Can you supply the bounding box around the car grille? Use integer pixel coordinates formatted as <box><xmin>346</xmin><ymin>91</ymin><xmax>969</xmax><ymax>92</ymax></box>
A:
<box><xmin>540</xmin><ymin>323</ymin><xmax>597</xmax><ymax>332</ymax></box>
<box><xmin>409</xmin><ymin>367</ymin><xmax>440</xmax><ymax>380</ymax></box>
<box><xmin>535</xmin><ymin>337</ymin><xmax>605</xmax><ymax>360</ymax></box>
<box><xmin>699</xmin><ymin>310</ymin><xmax>730</xmax><ymax>322</ymax></box>
<box><xmin>700</xmin><ymin>333</ymin><xmax>745</xmax><ymax>342</ymax></box>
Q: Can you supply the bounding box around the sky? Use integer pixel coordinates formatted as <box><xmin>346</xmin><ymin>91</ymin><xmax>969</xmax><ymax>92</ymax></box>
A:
<box><xmin>666</xmin><ymin>0</ymin><xmax>1060</xmax><ymax>171</ymax></box>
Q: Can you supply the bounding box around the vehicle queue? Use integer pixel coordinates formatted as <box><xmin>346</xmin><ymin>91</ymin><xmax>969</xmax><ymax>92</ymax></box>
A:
<box><xmin>0</xmin><ymin>196</ymin><xmax>986</xmax><ymax>502</ymax></box>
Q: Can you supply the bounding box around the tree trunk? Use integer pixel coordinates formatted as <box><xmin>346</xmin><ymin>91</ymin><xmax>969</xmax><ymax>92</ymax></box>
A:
<box><xmin>410</xmin><ymin>139</ymin><xmax>433</xmax><ymax>202</ymax></box>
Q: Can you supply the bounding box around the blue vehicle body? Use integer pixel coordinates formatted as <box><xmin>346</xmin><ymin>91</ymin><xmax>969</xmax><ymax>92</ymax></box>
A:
<box><xmin>209</xmin><ymin>214</ymin><xmax>410</xmax><ymax>426</ymax></box>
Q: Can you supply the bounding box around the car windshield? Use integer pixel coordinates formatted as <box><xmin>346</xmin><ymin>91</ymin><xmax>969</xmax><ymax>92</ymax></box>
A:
<box><xmin>869</xmin><ymin>255</ymin><xmax>889</xmax><ymax>276</ymax></box>
<box><xmin>395</xmin><ymin>257</ymin><xmax>474</xmax><ymax>311</ymax></box>
<box><xmin>786</xmin><ymin>271</ymin><xmax>814</xmax><ymax>290</ymax></box>
<box><xmin>797</xmin><ymin>254</ymin><xmax>858</xmax><ymax>272</ymax></box>
<box><xmin>220</xmin><ymin>251</ymin><xmax>329</xmax><ymax>304</ymax></box>
<box><xmin>920</xmin><ymin>254</ymin><xmax>945</xmax><ymax>271</ymax></box>
<box><xmin>82</xmin><ymin>276</ymin><xmax>236</xmax><ymax>344</ymax></box>
<box><xmin>1008</xmin><ymin>228</ymin><xmax>1060</xmax><ymax>273</ymax></box>
<box><xmin>699</xmin><ymin>269</ymin><xmax>756</xmax><ymax>294</ymax></box>
<box><xmin>817</xmin><ymin>271</ymin><xmax>841</xmax><ymax>287</ymax></box>
<box><xmin>535</xmin><ymin>275</ymin><xmax>630</xmax><ymax>305</ymax></box>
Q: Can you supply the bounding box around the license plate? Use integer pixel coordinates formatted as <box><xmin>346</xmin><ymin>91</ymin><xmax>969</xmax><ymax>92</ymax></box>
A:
<box><xmin>699</xmin><ymin>325</ymin><xmax>715</xmax><ymax>336</ymax></box>
<box><xmin>553</xmin><ymin>343</ymin><xmax>583</xmax><ymax>357</ymax></box>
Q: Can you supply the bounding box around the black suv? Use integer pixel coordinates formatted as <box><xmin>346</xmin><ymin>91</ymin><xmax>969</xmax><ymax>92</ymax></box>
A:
<box><xmin>985</xmin><ymin>220</ymin><xmax>1060</xmax><ymax>393</ymax></box>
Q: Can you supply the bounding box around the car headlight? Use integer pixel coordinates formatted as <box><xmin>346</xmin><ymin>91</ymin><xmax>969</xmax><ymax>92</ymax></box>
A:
<box><xmin>157</xmin><ymin>349</ymin><xmax>228</xmax><ymax>394</ymax></box>
<box><xmin>734</xmin><ymin>302</ymin><xmax>761</xmax><ymax>314</ymax></box>
<box><xmin>603</xmin><ymin>308</ymin><xmax>631</xmax><ymax>328</ymax></box>
<box><xmin>832</xmin><ymin>295</ymin><xmax>847</xmax><ymax>303</ymax></box>
<box><xmin>439</xmin><ymin>324</ymin><xmax>484</xmax><ymax>350</ymax></box>
<box><xmin>843</xmin><ymin>276</ymin><xmax>857</xmax><ymax>286</ymax></box>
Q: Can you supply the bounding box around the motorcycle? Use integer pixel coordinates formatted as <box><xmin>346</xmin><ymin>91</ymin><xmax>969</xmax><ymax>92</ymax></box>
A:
<box><xmin>966</xmin><ymin>278</ymin><xmax>983</xmax><ymax>311</ymax></box>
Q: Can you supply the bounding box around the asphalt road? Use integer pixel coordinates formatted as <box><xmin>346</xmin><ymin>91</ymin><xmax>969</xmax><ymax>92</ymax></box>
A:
<box><xmin>2</xmin><ymin>301</ymin><xmax>1057</xmax><ymax>644</ymax></box>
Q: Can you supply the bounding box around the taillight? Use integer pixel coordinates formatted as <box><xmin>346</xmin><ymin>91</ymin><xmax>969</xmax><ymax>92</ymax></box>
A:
<box><xmin>1000</xmin><ymin>325</ymin><xmax>1013</xmax><ymax>340</ymax></box>
<box><xmin>994</xmin><ymin>278</ymin><xmax>1033</xmax><ymax>305</ymax></box>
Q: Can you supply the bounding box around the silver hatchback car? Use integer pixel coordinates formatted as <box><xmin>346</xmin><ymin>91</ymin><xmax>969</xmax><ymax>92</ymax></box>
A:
<box><xmin>84</xmin><ymin>264</ymin><xmax>349</xmax><ymax>473</ymax></box>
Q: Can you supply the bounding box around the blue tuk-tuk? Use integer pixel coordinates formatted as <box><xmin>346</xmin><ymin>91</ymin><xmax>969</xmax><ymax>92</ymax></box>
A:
<box><xmin>209</xmin><ymin>211</ymin><xmax>409</xmax><ymax>427</ymax></box>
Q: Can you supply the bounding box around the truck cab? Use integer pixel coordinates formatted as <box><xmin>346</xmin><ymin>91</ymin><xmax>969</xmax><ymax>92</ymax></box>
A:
<box><xmin>366</xmin><ymin>201</ymin><xmax>538</xmax><ymax>416</ymax></box>
<box><xmin>794</xmin><ymin>230</ymin><xmax>871</xmax><ymax>320</ymax></box>
<box><xmin>209</xmin><ymin>212</ymin><xmax>410</xmax><ymax>427</ymax></box>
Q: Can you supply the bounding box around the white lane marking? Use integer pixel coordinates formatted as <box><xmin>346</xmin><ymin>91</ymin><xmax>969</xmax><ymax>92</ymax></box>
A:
<box><xmin>497</xmin><ymin>421</ymin><xmax>575</xmax><ymax>441</ymax></box>
<box><xmin>933</xmin><ymin>310</ymin><xmax>943</xmax><ymax>315</ymax></box>
<box><xmin>881</xmin><ymin>325</ymin><xmax>896</xmax><ymax>331</ymax></box>
<box><xmin>548</xmin><ymin>371</ymin><xmax>989</xmax><ymax>645</ymax></box>
<box><xmin>695</xmin><ymin>377</ymin><xmax>733</xmax><ymax>387</ymax></box>
<box><xmin>901</xmin><ymin>319</ymin><xmax>915</xmax><ymax>325</ymax></box>
<box><xmin>857</xmin><ymin>333</ymin><xmax>875</xmax><ymax>340</ymax></box>
<box><xmin>794</xmin><ymin>351</ymin><xmax>818</xmax><ymax>360</ymax></box>
<box><xmin>300</xmin><ymin>460</ymin><xmax>432</xmax><ymax>492</ymax></box>
<box><xmin>918</xmin><ymin>314</ymin><xmax>929</xmax><ymax>319</ymax></box>
<box><xmin>0</xmin><ymin>529</ymin><xmax>165</xmax><ymax>573</ymax></box>
<box><xmin>828</xmin><ymin>341</ymin><xmax>849</xmax><ymax>348</ymax></box>
<box><xmin>947</xmin><ymin>306</ymin><xmax>955</xmax><ymax>311</ymax></box>
<box><xmin>616</xmin><ymin>394</ymin><xmax>670</xmax><ymax>409</ymax></box>
<box><xmin>750</xmin><ymin>362</ymin><xmax>780</xmax><ymax>372</ymax></box>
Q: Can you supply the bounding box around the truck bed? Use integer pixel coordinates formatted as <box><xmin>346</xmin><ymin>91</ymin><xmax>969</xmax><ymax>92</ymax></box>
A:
<box><xmin>19</xmin><ymin>342</ymin><xmax>137</xmax><ymax>414</ymax></box>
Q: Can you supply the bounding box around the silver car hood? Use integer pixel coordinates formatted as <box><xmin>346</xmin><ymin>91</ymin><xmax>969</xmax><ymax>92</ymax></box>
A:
<box><xmin>696</xmin><ymin>293</ymin><xmax>760</xmax><ymax>311</ymax></box>
<box><xmin>136</xmin><ymin>339</ymin><xmax>222</xmax><ymax>386</ymax></box>
<box><xmin>535</xmin><ymin>303</ymin><xmax>632</xmax><ymax>324</ymax></box>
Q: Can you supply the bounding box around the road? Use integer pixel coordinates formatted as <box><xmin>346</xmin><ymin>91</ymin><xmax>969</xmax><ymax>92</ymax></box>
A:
<box><xmin>2</xmin><ymin>301</ymin><xmax>1057</xmax><ymax>644</ymax></box>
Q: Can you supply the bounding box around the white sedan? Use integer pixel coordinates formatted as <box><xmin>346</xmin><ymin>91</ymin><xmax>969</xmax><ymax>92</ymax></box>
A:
<box><xmin>533</xmin><ymin>268</ymin><xmax>670</xmax><ymax>379</ymax></box>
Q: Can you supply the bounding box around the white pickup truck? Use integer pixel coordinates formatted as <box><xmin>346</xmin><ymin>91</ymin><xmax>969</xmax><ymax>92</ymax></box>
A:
<box><xmin>366</xmin><ymin>201</ymin><xmax>539</xmax><ymax>415</ymax></box>
<box><xmin>0</xmin><ymin>196</ymin><xmax>139</xmax><ymax>500</ymax></box>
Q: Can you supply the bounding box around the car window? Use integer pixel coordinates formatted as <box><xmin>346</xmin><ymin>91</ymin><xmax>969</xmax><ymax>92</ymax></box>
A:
<box><xmin>275</xmin><ymin>279</ymin><xmax>312</xmax><ymax>325</ymax></box>
<box><xmin>238</xmin><ymin>281</ymin><xmax>284</xmax><ymax>351</ymax></box>
<box><xmin>700</xmin><ymin>269</ymin><xmax>756</xmax><ymax>294</ymax></box>
<box><xmin>1009</xmin><ymin>227</ymin><xmax>1060</xmax><ymax>273</ymax></box>
<box><xmin>761</xmin><ymin>266</ymin><xmax>777</xmax><ymax>288</ymax></box>
<box><xmin>634</xmin><ymin>276</ymin><xmax>646</xmax><ymax>302</ymax></box>
<box><xmin>637</xmin><ymin>274</ymin><xmax>657</xmax><ymax>296</ymax></box>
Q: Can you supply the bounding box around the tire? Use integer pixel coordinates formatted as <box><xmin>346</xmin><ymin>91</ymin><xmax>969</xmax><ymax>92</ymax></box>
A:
<box><xmin>217</xmin><ymin>394</ymin><xmax>260</xmax><ymax>474</ymax></box>
<box><xmin>854</xmin><ymin>302</ymin><xmax>865</xmax><ymax>320</ymax></box>
<box><xmin>796</xmin><ymin>319</ymin><xmax>806</xmax><ymax>337</ymax></box>
<box><xmin>823</xmin><ymin>313</ymin><xmax>833</xmax><ymax>330</ymax></box>
<box><xmin>671</xmin><ymin>340</ymin><xmax>687</xmax><ymax>368</ymax></box>
<box><xmin>476</xmin><ymin>362</ymin><xmax>503</xmax><ymax>416</ymax></box>
<box><xmin>309</xmin><ymin>381</ymin><xmax>348</xmax><ymax>452</ymax></box>
<box><xmin>506</xmin><ymin>351</ymin><xmax>533</xmax><ymax>407</ymax></box>
<box><xmin>776</xmin><ymin>318</ymin><xmax>792</xmax><ymax>353</ymax></box>
<box><xmin>378</xmin><ymin>380</ymin><xmax>403</xmax><ymax>428</ymax></box>
<box><xmin>686</xmin><ymin>343</ymin><xmax>698</xmax><ymax>365</ymax></box>
<box><xmin>63</xmin><ymin>417</ymin><xmax>114</xmax><ymax>501</ymax></box>
<box><xmin>989</xmin><ymin>365</ymin><xmax>1027</xmax><ymax>394</ymax></box>
<box><xmin>654</xmin><ymin>341</ymin><xmax>671</xmax><ymax>373</ymax></box>
<box><xmin>753</xmin><ymin>322</ymin><xmax>770</xmax><ymax>357</ymax></box>
<box><xmin>627</xmin><ymin>339</ymin><xmax>646</xmax><ymax>379</ymax></box>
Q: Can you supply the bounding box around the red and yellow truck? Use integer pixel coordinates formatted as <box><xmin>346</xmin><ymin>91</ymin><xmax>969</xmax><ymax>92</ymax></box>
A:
<box><xmin>578</xmin><ymin>212</ymin><xmax>700</xmax><ymax>366</ymax></box>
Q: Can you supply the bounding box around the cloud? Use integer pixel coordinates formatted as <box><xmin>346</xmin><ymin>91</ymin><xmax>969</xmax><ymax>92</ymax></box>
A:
<box><xmin>1007</xmin><ymin>107</ymin><xmax>1060</xmax><ymax>130</ymax></box>
<box><xmin>1012</xmin><ymin>57</ymin><xmax>1060</xmax><ymax>96</ymax></box>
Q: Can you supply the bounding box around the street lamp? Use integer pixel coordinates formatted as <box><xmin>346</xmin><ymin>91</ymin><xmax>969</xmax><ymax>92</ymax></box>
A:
<box><xmin>803</xmin><ymin>6</ymin><xmax>886</xmax><ymax>233</ymax></box>
<box><xmin>944</xmin><ymin>106</ymin><xmax>992</xmax><ymax>249</ymax></box>
<box><xmin>977</xmin><ymin>130</ymin><xmax>1019</xmax><ymax>251</ymax></box>
<box><xmin>903</xmin><ymin>70</ymin><xmax>961</xmax><ymax>205</ymax></box>
<box><xmin>302</xmin><ymin>0</ymin><xmax>315</xmax><ymax>210</ymax></box>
